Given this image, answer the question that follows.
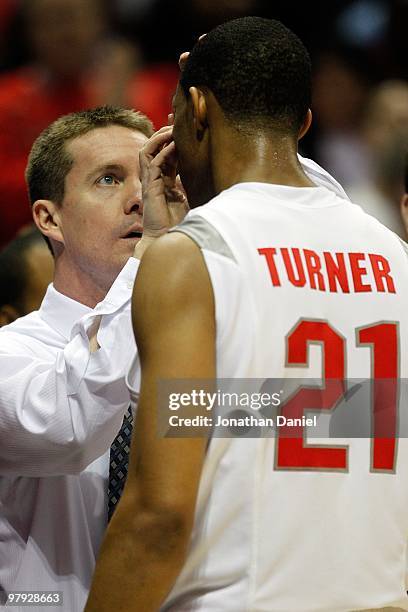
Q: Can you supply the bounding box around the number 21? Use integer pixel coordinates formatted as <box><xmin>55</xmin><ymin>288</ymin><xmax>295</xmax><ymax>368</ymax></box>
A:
<box><xmin>276</xmin><ymin>320</ymin><xmax>398</xmax><ymax>472</ymax></box>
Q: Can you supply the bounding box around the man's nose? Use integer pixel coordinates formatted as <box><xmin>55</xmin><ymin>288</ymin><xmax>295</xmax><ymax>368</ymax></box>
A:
<box><xmin>124</xmin><ymin>186</ymin><xmax>143</xmax><ymax>215</ymax></box>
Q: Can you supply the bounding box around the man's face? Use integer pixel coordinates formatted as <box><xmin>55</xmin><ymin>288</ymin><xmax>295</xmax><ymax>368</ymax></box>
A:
<box><xmin>172</xmin><ymin>85</ymin><xmax>213</xmax><ymax>208</ymax></box>
<box><xmin>56</xmin><ymin>125</ymin><xmax>148</xmax><ymax>288</ymax></box>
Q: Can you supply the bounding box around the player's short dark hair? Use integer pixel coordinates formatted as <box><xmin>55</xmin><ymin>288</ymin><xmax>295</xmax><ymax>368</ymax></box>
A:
<box><xmin>0</xmin><ymin>227</ymin><xmax>44</xmax><ymax>314</ymax></box>
<box><xmin>180</xmin><ymin>17</ymin><xmax>312</xmax><ymax>134</ymax></box>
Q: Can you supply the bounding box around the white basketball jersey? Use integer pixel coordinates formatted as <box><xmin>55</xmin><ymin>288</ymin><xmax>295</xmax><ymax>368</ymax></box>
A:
<box><xmin>163</xmin><ymin>183</ymin><xmax>408</xmax><ymax>612</ymax></box>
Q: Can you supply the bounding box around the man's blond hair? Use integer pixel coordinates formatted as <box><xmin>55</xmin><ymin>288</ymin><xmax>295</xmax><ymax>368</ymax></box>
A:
<box><xmin>26</xmin><ymin>105</ymin><xmax>153</xmax><ymax>207</ymax></box>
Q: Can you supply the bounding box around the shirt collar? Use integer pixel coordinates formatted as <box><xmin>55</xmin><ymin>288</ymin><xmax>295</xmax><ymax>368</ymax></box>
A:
<box><xmin>39</xmin><ymin>284</ymin><xmax>92</xmax><ymax>341</ymax></box>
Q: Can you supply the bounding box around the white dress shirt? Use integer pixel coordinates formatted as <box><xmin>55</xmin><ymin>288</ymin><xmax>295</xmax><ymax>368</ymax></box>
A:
<box><xmin>0</xmin><ymin>258</ymin><xmax>138</xmax><ymax>612</ymax></box>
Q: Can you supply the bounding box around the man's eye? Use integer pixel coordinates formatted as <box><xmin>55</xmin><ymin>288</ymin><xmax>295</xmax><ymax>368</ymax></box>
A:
<box><xmin>97</xmin><ymin>175</ymin><xmax>117</xmax><ymax>186</ymax></box>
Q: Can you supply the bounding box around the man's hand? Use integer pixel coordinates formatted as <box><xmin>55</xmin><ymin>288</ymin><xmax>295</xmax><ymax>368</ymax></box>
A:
<box><xmin>140</xmin><ymin>125</ymin><xmax>189</xmax><ymax>236</ymax></box>
<box><xmin>133</xmin><ymin>126</ymin><xmax>189</xmax><ymax>259</ymax></box>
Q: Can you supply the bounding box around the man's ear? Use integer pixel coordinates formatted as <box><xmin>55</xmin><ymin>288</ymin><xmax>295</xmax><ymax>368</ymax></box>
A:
<box><xmin>189</xmin><ymin>86</ymin><xmax>208</xmax><ymax>138</ymax></box>
<box><xmin>298</xmin><ymin>109</ymin><xmax>312</xmax><ymax>141</ymax></box>
<box><xmin>32</xmin><ymin>200</ymin><xmax>64</xmax><ymax>249</ymax></box>
<box><xmin>401</xmin><ymin>194</ymin><xmax>408</xmax><ymax>238</ymax></box>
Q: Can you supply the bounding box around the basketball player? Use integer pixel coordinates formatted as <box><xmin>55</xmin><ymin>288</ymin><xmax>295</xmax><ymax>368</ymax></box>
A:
<box><xmin>87</xmin><ymin>18</ymin><xmax>408</xmax><ymax>611</ymax></box>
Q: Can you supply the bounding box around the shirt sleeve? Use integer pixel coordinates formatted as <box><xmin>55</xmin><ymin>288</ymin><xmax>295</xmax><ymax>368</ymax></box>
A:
<box><xmin>0</xmin><ymin>258</ymin><xmax>139</xmax><ymax>477</ymax></box>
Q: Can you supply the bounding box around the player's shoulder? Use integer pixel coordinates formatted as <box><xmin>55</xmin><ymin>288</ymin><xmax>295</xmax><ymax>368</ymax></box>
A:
<box><xmin>142</xmin><ymin>231</ymin><xmax>201</xmax><ymax>265</ymax></box>
<box><xmin>133</xmin><ymin>232</ymin><xmax>214</xmax><ymax>333</ymax></box>
<box><xmin>137</xmin><ymin>232</ymin><xmax>210</xmax><ymax>296</ymax></box>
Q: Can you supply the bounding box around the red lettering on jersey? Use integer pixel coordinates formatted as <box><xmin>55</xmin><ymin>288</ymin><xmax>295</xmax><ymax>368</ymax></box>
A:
<box><xmin>281</xmin><ymin>248</ymin><xmax>306</xmax><ymax>287</ymax></box>
<box><xmin>369</xmin><ymin>254</ymin><xmax>396</xmax><ymax>293</ymax></box>
<box><xmin>303</xmin><ymin>249</ymin><xmax>325</xmax><ymax>291</ymax></box>
<box><xmin>258</xmin><ymin>247</ymin><xmax>396</xmax><ymax>294</ymax></box>
<box><xmin>349</xmin><ymin>253</ymin><xmax>371</xmax><ymax>292</ymax></box>
<box><xmin>258</xmin><ymin>248</ymin><xmax>281</xmax><ymax>286</ymax></box>
<box><xmin>323</xmin><ymin>252</ymin><xmax>350</xmax><ymax>293</ymax></box>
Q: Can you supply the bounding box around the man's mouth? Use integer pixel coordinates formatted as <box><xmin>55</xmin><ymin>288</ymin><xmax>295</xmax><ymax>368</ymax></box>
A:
<box><xmin>122</xmin><ymin>230</ymin><xmax>143</xmax><ymax>240</ymax></box>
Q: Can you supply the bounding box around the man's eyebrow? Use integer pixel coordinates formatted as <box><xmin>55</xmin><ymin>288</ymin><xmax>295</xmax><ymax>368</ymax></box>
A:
<box><xmin>86</xmin><ymin>163</ymin><xmax>125</xmax><ymax>181</ymax></box>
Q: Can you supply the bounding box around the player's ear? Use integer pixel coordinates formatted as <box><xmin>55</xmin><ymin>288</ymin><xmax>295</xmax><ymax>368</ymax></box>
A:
<box><xmin>298</xmin><ymin>109</ymin><xmax>312</xmax><ymax>141</ymax></box>
<box><xmin>401</xmin><ymin>193</ymin><xmax>408</xmax><ymax>237</ymax></box>
<box><xmin>32</xmin><ymin>200</ymin><xmax>64</xmax><ymax>251</ymax></box>
<box><xmin>189</xmin><ymin>86</ymin><xmax>208</xmax><ymax>138</ymax></box>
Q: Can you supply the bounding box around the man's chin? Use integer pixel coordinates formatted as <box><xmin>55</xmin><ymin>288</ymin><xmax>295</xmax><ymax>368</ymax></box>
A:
<box><xmin>121</xmin><ymin>236</ymin><xmax>142</xmax><ymax>250</ymax></box>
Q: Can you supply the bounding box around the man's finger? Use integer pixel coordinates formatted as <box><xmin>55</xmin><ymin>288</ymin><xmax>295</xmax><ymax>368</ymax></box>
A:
<box><xmin>150</xmin><ymin>141</ymin><xmax>177</xmax><ymax>173</ymax></box>
<box><xmin>179</xmin><ymin>52</ymin><xmax>189</xmax><ymax>69</ymax></box>
<box><xmin>179</xmin><ymin>35</ymin><xmax>207</xmax><ymax>69</ymax></box>
<box><xmin>140</xmin><ymin>126</ymin><xmax>173</xmax><ymax>159</ymax></box>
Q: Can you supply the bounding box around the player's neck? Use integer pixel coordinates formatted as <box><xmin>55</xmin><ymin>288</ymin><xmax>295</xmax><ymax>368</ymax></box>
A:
<box><xmin>211</xmin><ymin>130</ymin><xmax>315</xmax><ymax>193</ymax></box>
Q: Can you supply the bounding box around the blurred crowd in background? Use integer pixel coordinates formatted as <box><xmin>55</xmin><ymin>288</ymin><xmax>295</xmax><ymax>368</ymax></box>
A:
<box><xmin>0</xmin><ymin>0</ymin><xmax>407</xmax><ymax>312</ymax></box>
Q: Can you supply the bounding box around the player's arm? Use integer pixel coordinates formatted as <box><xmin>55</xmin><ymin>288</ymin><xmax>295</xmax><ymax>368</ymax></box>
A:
<box><xmin>86</xmin><ymin>232</ymin><xmax>215</xmax><ymax>612</ymax></box>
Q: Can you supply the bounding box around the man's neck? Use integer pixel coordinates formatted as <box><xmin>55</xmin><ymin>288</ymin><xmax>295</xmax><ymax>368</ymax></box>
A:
<box><xmin>53</xmin><ymin>260</ymin><xmax>113</xmax><ymax>308</ymax></box>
